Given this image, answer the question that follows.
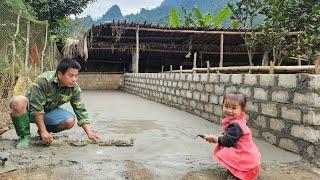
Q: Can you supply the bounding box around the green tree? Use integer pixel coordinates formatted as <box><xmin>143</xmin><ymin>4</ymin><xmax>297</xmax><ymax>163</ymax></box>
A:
<box><xmin>230</xmin><ymin>0</ymin><xmax>320</xmax><ymax>65</ymax></box>
<box><xmin>25</xmin><ymin>0</ymin><xmax>95</xmax><ymax>41</ymax></box>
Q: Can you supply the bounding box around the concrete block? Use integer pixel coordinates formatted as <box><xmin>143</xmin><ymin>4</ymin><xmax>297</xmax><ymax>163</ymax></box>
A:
<box><xmin>193</xmin><ymin>74</ymin><xmax>200</xmax><ymax>82</ymax></box>
<box><xmin>307</xmin><ymin>145</ymin><xmax>316</xmax><ymax>158</ymax></box>
<box><xmin>209</xmin><ymin>114</ymin><xmax>220</xmax><ymax>124</ymax></box>
<box><xmin>201</xmin><ymin>112</ymin><xmax>210</xmax><ymax>120</ymax></box>
<box><xmin>186</xmin><ymin>90</ymin><xmax>193</xmax><ymax>99</ymax></box>
<box><xmin>247</xmin><ymin>101</ymin><xmax>259</xmax><ymax>112</ymax></box>
<box><xmin>251</xmin><ymin>128</ymin><xmax>261</xmax><ymax>138</ymax></box>
<box><xmin>174</xmin><ymin>73</ymin><xmax>180</xmax><ymax>81</ymax></box>
<box><xmin>186</xmin><ymin>74</ymin><xmax>193</xmax><ymax>81</ymax></box>
<box><xmin>303</xmin><ymin>109</ymin><xmax>320</xmax><ymax>125</ymax></box>
<box><xmin>225</xmin><ymin>86</ymin><xmax>237</xmax><ymax>94</ymax></box>
<box><xmin>254</xmin><ymin>88</ymin><xmax>268</xmax><ymax>100</ymax></box>
<box><xmin>293</xmin><ymin>92</ymin><xmax>320</xmax><ymax>108</ymax></box>
<box><xmin>255</xmin><ymin>116</ymin><xmax>267</xmax><ymax>128</ymax></box>
<box><xmin>260</xmin><ymin>74</ymin><xmax>275</xmax><ymax>87</ymax></box>
<box><xmin>183</xmin><ymin>82</ymin><xmax>189</xmax><ymax>89</ymax></box>
<box><xmin>278</xmin><ymin>74</ymin><xmax>297</xmax><ymax>88</ymax></box>
<box><xmin>272</xmin><ymin>90</ymin><xmax>289</xmax><ymax>103</ymax></box>
<box><xmin>215</xmin><ymin>84</ymin><xmax>225</xmax><ymax>95</ymax></box>
<box><xmin>309</xmin><ymin>75</ymin><xmax>320</xmax><ymax>90</ymax></box>
<box><xmin>220</xmin><ymin>74</ymin><xmax>230</xmax><ymax>83</ymax></box>
<box><xmin>270</xmin><ymin>118</ymin><xmax>286</xmax><ymax>131</ymax></box>
<box><xmin>200</xmin><ymin>74</ymin><xmax>208</xmax><ymax>82</ymax></box>
<box><xmin>231</xmin><ymin>74</ymin><xmax>243</xmax><ymax>84</ymax></box>
<box><xmin>214</xmin><ymin>105</ymin><xmax>222</xmax><ymax>116</ymax></box>
<box><xmin>262</xmin><ymin>132</ymin><xmax>277</xmax><ymax>145</ymax></box>
<box><xmin>205</xmin><ymin>84</ymin><xmax>214</xmax><ymax>93</ymax></box>
<box><xmin>190</xmin><ymin>83</ymin><xmax>196</xmax><ymax>90</ymax></box>
<box><xmin>239</xmin><ymin>87</ymin><xmax>252</xmax><ymax>98</ymax></box>
<box><xmin>196</xmin><ymin>83</ymin><xmax>204</xmax><ymax>91</ymax></box>
<box><xmin>177</xmin><ymin>81</ymin><xmax>183</xmax><ymax>88</ymax></box>
<box><xmin>209</xmin><ymin>74</ymin><xmax>219</xmax><ymax>83</ymax></box>
<box><xmin>244</xmin><ymin>74</ymin><xmax>258</xmax><ymax>85</ymax></box>
<box><xmin>190</xmin><ymin>100</ymin><xmax>197</xmax><ymax>108</ymax></box>
<box><xmin>181</xmin><ymin>89</ymin><xmax>186</xmax><ymax>97</ymax></box>
<box><xmin>279</xmin><ymin>138</ymin><xmax>300</xmax><ymax>153</ymax></box>
<box><xmin>204</xmin><ymin>103</ymin><xmax>214</xmax><ymax>113</ymax></box>
<box><xmin>200</xmin><ymin>92</ymin><xmax>209</xmax><ymax>102</ymax></box>
<box><xmin>172</xmin><ymin>81</ymin><xmax>177</xmax><ymax>87</ymax></box>
<box><xmin>219</xmin><ymin>96</ymin><xmax>224</xmax><ymax>105</ymax></box>
<box><xmin>261</xmin><ymin>103</ymin><xmax>277</xmax><ymax>117</ymax></box>
<box><xmin>281</xmin><ymin>106</ymin><xmax>302</xmax><ymax>122</ymax></box>
<box><xmin>197</xmin><ymin>102</ymin><xmax>204</xmax><ymax>111</ymax></box>
<box><xmin>291</xmin><ymin>125</ymin><xmax>320</xmax><ymax>143</ymax></box>
<box><xmin>193</xmin><ymin>91</ymin><xmax>200</xmax><ymax>100</ymax></box>
<box><xmin>209</xmin><ymin>94</ymin><xmax>219</xmax><ymax>104</ymax></box>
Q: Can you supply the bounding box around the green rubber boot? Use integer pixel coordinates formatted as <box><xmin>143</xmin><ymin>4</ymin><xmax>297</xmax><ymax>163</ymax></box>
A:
<box><xmin>12</xmin><ymin>113</ymin><xmax>31</xmax><ymax>149</ymax></box>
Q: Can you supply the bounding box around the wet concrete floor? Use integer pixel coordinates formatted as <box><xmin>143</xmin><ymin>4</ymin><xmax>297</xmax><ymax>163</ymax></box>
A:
<box><xmin>0</xmin><ymin>90</ymin><xmax>304</xmax><ymax>179</ymax></box>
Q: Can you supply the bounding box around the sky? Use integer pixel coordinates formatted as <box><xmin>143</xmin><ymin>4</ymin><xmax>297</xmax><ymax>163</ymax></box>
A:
<box><xmin>77</xmin><ymin>0</ymin><xmax>164</xmax><ymax>20</ymax></box>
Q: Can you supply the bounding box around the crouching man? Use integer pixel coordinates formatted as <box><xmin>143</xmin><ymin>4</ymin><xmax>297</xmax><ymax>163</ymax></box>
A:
<box><xmin>9</xmin><ymin>58</ymin><xmax>99</xmax><ymax>149</ymax></box>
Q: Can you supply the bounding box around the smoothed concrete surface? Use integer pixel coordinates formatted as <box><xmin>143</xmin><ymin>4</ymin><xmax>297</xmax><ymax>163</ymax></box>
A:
<box><xmin>1</xmin><ymin>90</ymin><xmax>301</xmax><ymax>179</ymax></box>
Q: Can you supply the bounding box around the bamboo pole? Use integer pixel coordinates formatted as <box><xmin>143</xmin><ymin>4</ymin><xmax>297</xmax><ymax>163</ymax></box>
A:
<box><xmin>116</xmin><ymin>26</ymin><xmax>301</xmax><ymax>36</ymax></box>
<box><xmin>269</xmin><ymin>61</ymin><xmax>275</xmax><ymax>74</ymax></box>
<box><xmin>170</xmin><ymin>65</ymin><xmax>173</xmax><ymax>73</ymax></box>
<box><xmin>298</xmin><ymin>55</ymin><xmax>301</xmax><ymax>66</ymax></box>
<box><xmin>315</xmin><ymin>60</ymin><xmax>319</xmax><ymax>74</ymax></box>
<box><xmin>180</xmin><ymin>65</ymin><xmax>183</xmax><ymax>78</ymax></box>
<box><xmin>12</xmin><ymin>10</ymin><xmax>21</xmax><ymax>76</ymax></box>
<box><xmin>161</xmin><ymin>65</ymin><xmax>164</xmax><ymax>73</ymax></box>
<box><xmin>193</xmin><ymin>52</ymin><xmax>197</xmax><ymax>74</ymax></box>
<box><xmin>206</xmin><ymin>61</ymin><xmax>210</xmax><ymax>74</ymax></box>
<box><xmin>25</xmin><ymin>20</ymin><xmax>30</xmax><ymax>72</ymax></box>
<box><xmin>219</xmin><ymin>33</ymin><xmax>224</xmax><ymax>68</ymax></box>
<box><xmin>41</xmin><ymin>21</ymin><xmax>48</xmax><ymax>72</ymax></box>
<box><xmin>135</xmin><ymin>25</ymin><xmax>139</xmax><ymax>73</ymax></box>
<box><xmin>171</xmin><ymin>65</ymin><xmax>316</xmax><ymax>73</ymax></box>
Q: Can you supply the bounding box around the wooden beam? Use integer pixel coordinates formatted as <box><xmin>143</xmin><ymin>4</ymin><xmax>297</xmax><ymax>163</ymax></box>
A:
<box><xmin>171</xmin><ymin>65</ymin><xmax>316</xmax><ymax>73</ymax></box>
<box><xmin>89</xmin><ymin>47</ymin><xmax>262</xmax><ymax>55</ymax></box>
<box><xmin>113</xmin><ymin>26</ymin><xmax>301</xmax><ymax>36</ymax></box>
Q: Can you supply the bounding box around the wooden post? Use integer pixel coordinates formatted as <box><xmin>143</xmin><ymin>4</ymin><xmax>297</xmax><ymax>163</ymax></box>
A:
<box><xmin>269</xmin><ymin>61</ymin><xmax>275</xmax><ymax>74</ymax></box>
<box><xmin>170</xmin><ymin>65</ymin><xmax>173</xmax><ymax>73</ymax></box>
<box><xmin>298</xmin><ymin>55</ymin><xmax>302</xmax><ymax>66</ymax></box>
<box><xmin>135</xmin><ymin>25</ymin><xmax>139</xmax><ymax>73</ymax></box>
<box><xmin>206</xmin><ymin>61</ymin><xmax>210</xmax><ymax>74</ymax></box>
<box><xmin>219</xmin><ymin>33</ymin><xmax>224</xmax><ymax>68</ymax></box>
<box><xmin>193</xmin><ymin>52</ymin><xmax>197</xmax><ymax>74</ymax></box>
<box><xmin>25</xmin><ymin>20</ymin><xmax>30</xmax><ymax>72</ymax></box>
<box><xmin>180</xmin><ymin>65</ymin><xmax>183</xmax><ymax>78</ymax></box>
<box><xmin>12</xmin><ymin>10</ymin><xmax>21</xmax><ymax>76</ymax></box>
<box><xmin>315</xmin><ymin>60</ymin><xmax>320</xmax><ymax>74</ymax></box>
<box><xmin>41</xmin><ymin>20</ymin><xmax>48</xmax><ymax>72</ymax></box>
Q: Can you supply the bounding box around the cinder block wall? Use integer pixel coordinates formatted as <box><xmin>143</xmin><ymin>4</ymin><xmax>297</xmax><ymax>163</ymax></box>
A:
<box><xmin>122</xmin><ymin>73</ymin><xmax>320</xmax><ymax>164</ymax></box>
<box><xmin>78</xmin><ymin>73</ymin><xmax>124</xmax><ymax>90</ymax></box>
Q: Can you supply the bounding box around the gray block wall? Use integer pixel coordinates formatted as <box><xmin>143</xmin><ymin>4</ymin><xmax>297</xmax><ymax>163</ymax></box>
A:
<box><xmin>122</xmin><ymin>73</ymin><xmax>320</xmax><ymax>165</ymax></box>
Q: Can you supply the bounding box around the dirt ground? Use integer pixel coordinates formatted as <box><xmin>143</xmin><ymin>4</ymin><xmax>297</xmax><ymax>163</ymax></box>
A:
<box><xmin>0</xmin><ymin>90</ymin><xmax>319</xmax><ymax>179</ymax></box>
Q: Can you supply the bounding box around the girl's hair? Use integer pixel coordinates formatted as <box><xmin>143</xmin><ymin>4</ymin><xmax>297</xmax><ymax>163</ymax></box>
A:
<box><xmin>223</xmin><ymin>91</ymin><xmax>246</xmax><ymax>110</ymax></box>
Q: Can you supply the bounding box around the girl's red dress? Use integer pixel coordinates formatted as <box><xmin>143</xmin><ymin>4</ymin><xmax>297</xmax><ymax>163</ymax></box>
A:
<box><xmin>213</xmin><ymin>114</ymin><xmax>261</xmax><ymax>180</ymax></box>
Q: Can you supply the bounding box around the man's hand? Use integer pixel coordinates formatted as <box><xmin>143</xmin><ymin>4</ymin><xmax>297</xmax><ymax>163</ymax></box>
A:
<box><xmin>87</xmin><ymin>131</ymin><xmax>99</xmax><ymax>141</ymax></box>
<box><xmin>82</xmin><ymin>123</ymin><xmax>99</xmax><ymax>141</ymax></box>
<box><xmin>40</xmin><ymin>131</ymin><xmax>53</xmax><ymax>144</ymax></box>
<box><xmin>204</xmin><ymin>134</ymin><xmax>218</xmax><ymax>143</ymax></box>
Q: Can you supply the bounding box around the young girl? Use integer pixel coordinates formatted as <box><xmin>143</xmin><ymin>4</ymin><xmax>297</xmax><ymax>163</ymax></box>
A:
<box><xmin>204</xmin><ymin>91</ymin><xmax>261</xmax><ymax>180</ymax></box>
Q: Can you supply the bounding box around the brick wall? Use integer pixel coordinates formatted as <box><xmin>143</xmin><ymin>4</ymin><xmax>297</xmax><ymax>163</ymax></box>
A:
<box><xmin>78</xmin><ymin>73</ymin><xmax>124</xmax><ymax>90</ymax></box>
<box><xmin>122</xmin><ymin>73</ymin><xmax>320</xmax><ymax>164</ymax></box>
